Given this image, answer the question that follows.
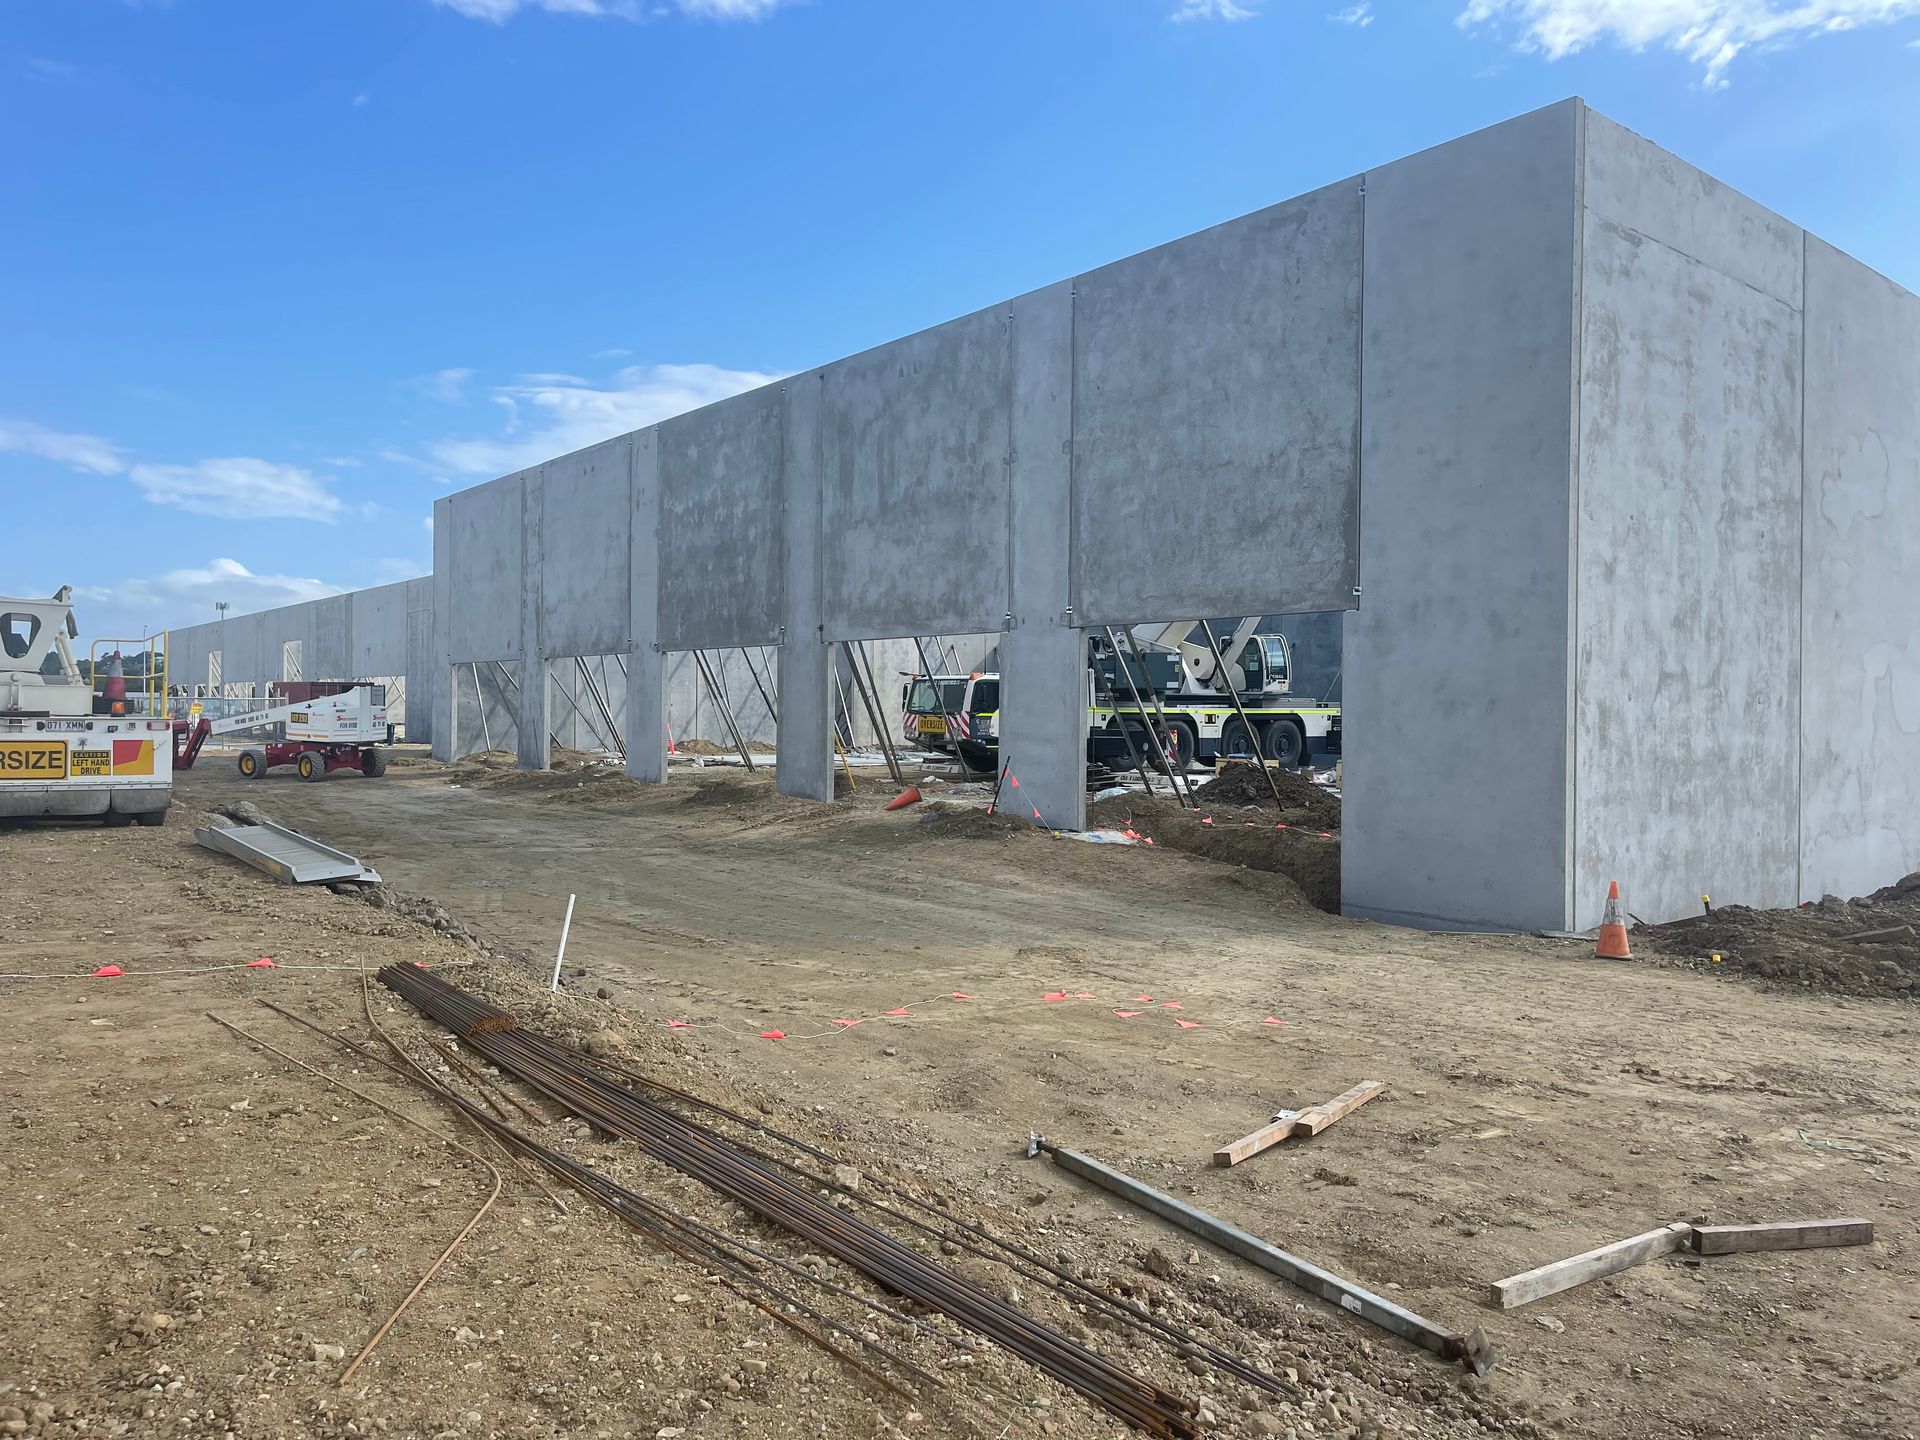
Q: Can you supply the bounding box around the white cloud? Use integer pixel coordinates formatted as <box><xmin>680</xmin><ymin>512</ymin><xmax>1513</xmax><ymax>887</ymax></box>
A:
<box><xmin>0</xmin><ymin>418</ymin><xmax>126</xmax><ymax>475</ymax></box>
<box><xmin>1173</xmin><ymin>0</ymin><xmax>1260</xmax><ymax>17</ymax></box>
<box><xmin>352</xmin><ymin>91</ymin><xmax>370</xmax><ymax>107</ymax></box>
<box><xmin>678</xmin><ymin>0</ymin><xmax>789</xmax><ymax>15</ymax></box>
<box><xmin>1460</xmin><ymin>1</ymin><xmax>1920</xmax><ymax>88</ymax></box>
<box><xmin>428</xmin><ymin>0</ymin><xmax>793</xmax><ymax>19</ymax></box>
<box><xmin>1331</xmin><ymin>3</ymin><xmax>1375</xmax><ymax>24</ymax></box>
<box><xmin>423</xmin><ymin>361</ymin><xmax>781</xmax><ymax>478</ymax></box>
<box><xmin>128</xmin><ymin>458</ymin><xmax>346</xmax><ymax>521</ymax></box>
<box><xmin>591</xmin><ymin>346</ymin><xmax>634</xmax><ymax>359</ymax></box>
<box><xmin>406</xmin><ymin>366</ymin><xmax>476</xmax><ymax>404</ymax></box>
<box><xmin>74</xmin><ymin>559</ymin><xmax>344</xmax><ymax>647</ymax></box>
<box><xmin>25</xmin><ymin>57</ymin><xmax>77</xmax><ymax>82</ymax></box>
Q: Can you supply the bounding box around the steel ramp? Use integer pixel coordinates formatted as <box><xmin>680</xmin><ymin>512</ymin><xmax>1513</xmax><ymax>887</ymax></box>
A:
<box><xmin>195</xmin><ymin>818</ymin><xmax>382</xmax><ymax>885</ymax></box>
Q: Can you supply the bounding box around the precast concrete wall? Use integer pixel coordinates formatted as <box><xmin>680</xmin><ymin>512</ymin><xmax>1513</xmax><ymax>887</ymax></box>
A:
<box><xmin>1343</xmin><ymin>101</ymin><xmax>1583</xmax><ymax>932</ymax></box>
<box><xmin>165</xmin><ymin>576</ymin><xmax>430</xmax><ymax>739</ymax></box>
<box><xmin>1571</xmin><ymin>114</ymin><xmax>1805</xmax><ymax>927</ymax></box>
<box><xmin>1348</xmin><ymin>102</ymin><xmax>1920</xmax><ymax>930</ymax></box>
<box><xmin>429</xmin><ymin>166</ymin><xmax>1369</xmax><ymax>804</ymax></box>
<box><xmin>1800</xmin><ymin>240</ymin><xmax>1920</xmax><ymax>904</ymax></box>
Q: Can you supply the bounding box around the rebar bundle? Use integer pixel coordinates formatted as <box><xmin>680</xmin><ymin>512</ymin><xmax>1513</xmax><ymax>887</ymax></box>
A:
<box><xmin>377</xmin><ymin>964</ymin><xmax>1201</xmax><ymax>1438</ymax></box>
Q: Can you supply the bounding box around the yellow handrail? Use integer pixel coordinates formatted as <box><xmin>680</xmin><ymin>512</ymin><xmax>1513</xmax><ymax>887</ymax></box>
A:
<box><xmin>89</xmin><ymin>635</ymin><xmax>168</xmax><ymax>719</ymax></box>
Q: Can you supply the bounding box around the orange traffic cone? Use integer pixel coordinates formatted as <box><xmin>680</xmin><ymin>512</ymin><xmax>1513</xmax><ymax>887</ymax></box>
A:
<box><xmin>884</xmin><ymin>786</ymin><xmax>923</xmax><ymax>811</ymax></box>
<box><xmin>1596</xmin><ymin>881</ymin><xmax>1631</xmax><ymax>959</ymax></box>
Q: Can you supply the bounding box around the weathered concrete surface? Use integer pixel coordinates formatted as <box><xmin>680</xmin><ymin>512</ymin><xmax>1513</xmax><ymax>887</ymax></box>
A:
<box><xmin>349</xmin><ymin>580</ymin><xmax>413</xmax><ymax>677</ymax></box>
<box><xmin>432</xmin><ymin>495</ymin><xmax>455</xmax><ymax>759</ymax></box>
<box><xmin>309</xmin><ymin>594</ymin><xmax>351</xmax><ymax>680</ymax></box>
<box><xmin>820</xmin><ymin>306</ymin><xmax>1012</xmax><ymax>641</ymax></box>
<box><xmin>1344</xmin><ymin>101</ymin><xmax>1582</xmax><ymax>932</ymax></box>
<box><xmin>1003</xmin><ymin>283</ymin><xmax>1084</xmax><ymax>829</ymax></box>
<box><xmin>1072</xmin><ymin>181</ymin><xmax>1362</xmax><ymax>626</ymax></box>
<box><xmin>1581</xmin><ymin>112</ymin><xmax>1803</xmax><ymax>309</ymax></box>
<box><xmin>777</xmin><ymin>372</ymin><xmax>834</xmax><ymax>800</ymax></box>
<box><xmin>626</xmin><ymin>427</ymin><xmax>666</xmax><ymax>782</ymax></box>
<box><xmin>446</xmin><ymin>474</ymin><xmax>526</xmax><ymax>664</ymax></box>
<box><xmin>1800</xmin><ymin>238</ymin><xmax>1920</xmax><ymax>902</ymax></box>
<box><xmin>659</xmin><ymin>388</ymin><xmax>786</xmax><ymax>651</ymax></box>
<box><xmin>516</xmin><ymin>477</ymin><xmax>549</xmax><ymax>772</ymax></box>
<box><xmin>1572</xmin><ymin>113</ymin><xmax>1803</xmax><ymax>930</ymax></box>
<box><xmin>539</xmin><ymin>437</ymin><xmax>631</xmax><ymax>661</ymax></box>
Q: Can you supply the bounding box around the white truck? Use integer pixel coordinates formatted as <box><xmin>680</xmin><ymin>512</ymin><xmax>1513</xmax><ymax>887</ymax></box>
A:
<box><xmin>0</xmin><ymin>588</ymin><xmax>174</xmax><ymax>825</ymax></box>
<box><xmin>949</xmin><ymin>619</ymin><xmax>1341</xmax><ymax>774</ymax></box>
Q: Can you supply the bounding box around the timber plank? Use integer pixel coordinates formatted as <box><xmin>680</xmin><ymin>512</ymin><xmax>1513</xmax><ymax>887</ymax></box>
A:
<box><xmin>1690</xmin><ymin>1218</ymin><xmax>1873</xmax><ymax>1255</ymax></box>
<box><xmin>1487</xmin><ymin>1223</ymin><xmax>1692</xmax><ymax>1310</ymax></box>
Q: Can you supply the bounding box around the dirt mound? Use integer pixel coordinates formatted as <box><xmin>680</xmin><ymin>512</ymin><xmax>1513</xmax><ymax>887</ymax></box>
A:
<box><xmin>912</xmin><ymin>805</ymin><xmax>1036</xmax><ymax>840</ymax></box>
<box><xmin>676</xmin><ymin>773</ymin><xmax>783</xmax><ymax>808</ymax></box>
<box><xmin>442</xmin><ymin>748</ymin><xmax>655</xmax><ymax>804</ymax></box>
<box><xmin>1642</xmin><ymin>872</ymin><xmax>1920</xmax><ymax>1000</ymax></box>
<box><xmin>1088</xmin><ymin>792</ymin><xmax>1338</xmax><ymax>912</ymax></box>
<box><xmin>1192</xmin><ymin>763</ymin><xmax>1342</xmax><ymax>829</ymax></box>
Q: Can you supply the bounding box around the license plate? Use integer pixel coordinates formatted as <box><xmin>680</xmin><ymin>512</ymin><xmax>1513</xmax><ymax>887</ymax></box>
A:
<box><xmin>0</xmin><ymin>741</ymin><xmax>67</xmax><ymax>780</ymax></box>
<box><xmin>917</xmin><ymin>715</ymin><xmax>948</xmax><ymax>735</ymax></box>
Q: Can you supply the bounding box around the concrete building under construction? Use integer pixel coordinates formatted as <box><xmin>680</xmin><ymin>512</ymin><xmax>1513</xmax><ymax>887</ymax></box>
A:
<box><xmin>162</xmin><ymin>99</ymin><xmax>1920</xmax><ymax>934</ymax></box>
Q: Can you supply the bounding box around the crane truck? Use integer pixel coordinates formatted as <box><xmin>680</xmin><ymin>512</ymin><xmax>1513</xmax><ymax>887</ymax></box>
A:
<box><xmin>936</xmin><ymin>619</ymin><xmax>1340</xmax><ymax>775</ymax></box>
<box><xmin>0</xmin><ymin>588</ymin><xmax>174</xmax><ymax>825</ymax></box>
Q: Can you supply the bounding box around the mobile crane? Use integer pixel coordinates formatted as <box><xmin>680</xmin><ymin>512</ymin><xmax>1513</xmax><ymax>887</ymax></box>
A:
<box><xmin>943</xmin><ymin>620</ymin><xmax>1340</xmax><ymax>774</ymax></box>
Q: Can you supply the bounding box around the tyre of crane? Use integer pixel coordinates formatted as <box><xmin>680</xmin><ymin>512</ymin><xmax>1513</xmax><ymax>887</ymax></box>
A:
<box><xmin>1108</xmin><ymin>718</ymin><xmax>1155</xmax><ymax>772</ymax></box>
<box><xmin>102</xmin><ymin>810</ymin><xmax>133</xmax><ymax>828</ymax></box>
<box><xmin>362</xmin><ymin>747</ymin><xmax>388</xmax><ymax>778</ymax></box>
<box><xmin>1263</xmin><ymin>719</ymin><xmax>1306</xmax><ymax>769</ymax></box>
<box><xmin>297</xmin><ymin>750</ymin><xmax>325</xmax><ymax>782</ymax></box>
<box><xmin>238</xmin><ymin>748</ymin><xmax>266</xmax><ymax>780</ymax></box>
<box><xmin>1220</xmin><ymin>717</ymin><xmax>1258</xmax><ymax>759</ymax></box>
<box><xmin>134</xmin><ymin>808</ymin><xmax>168</xmax><ymax>828</ymax></box>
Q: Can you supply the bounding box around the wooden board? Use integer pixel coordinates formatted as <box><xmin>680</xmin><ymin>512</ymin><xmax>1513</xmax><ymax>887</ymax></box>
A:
<box><xmin>1690</xmin><ymin>1218</ymin><xmax>1873</xmax><ymax>1256</ymax></box>
<box><xmin>1293</xmin><ymin>1081</ymin><xmax>1386</xmax><ymax>1137</ymax></box>
<box><xmin>1487</xmin><ymin>1223</ymin><xmax>1692</xmax><ymax>1310</ymax></box>
<box><xmin>1212</xmin><ymin>1113</ymin><xmax>1298</xmax><ymax>1168</ymax></box>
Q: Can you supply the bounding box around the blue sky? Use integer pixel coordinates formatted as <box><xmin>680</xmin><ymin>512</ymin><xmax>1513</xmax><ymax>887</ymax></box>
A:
<box><xmin>4</xmin><ymin>0</ymin><xmax>1917</xmax><ymax>649</ymax></box>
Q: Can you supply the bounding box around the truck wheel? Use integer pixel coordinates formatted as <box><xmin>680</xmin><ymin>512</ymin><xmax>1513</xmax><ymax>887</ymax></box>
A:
<box><xmin>297</xmin><ymin>751</ymin><xmax>324</xmax><ymax>782</ymax></box>
<box><xmin>1111</xmin><ymin>718</ymin><xmax>1160</xmax><ymax>772</ymax></box>
<box><xmin>1263</xmin><ymin>719</ymin><xmax>1306</xmax><ymax>769</ymax></box>
<box><xmin>363</xmin><ymin>748</ymin><xmax>389</xmax><ymax>778</ymax></box>
<box><xmin>238</xmin><ymin>749</ymin><xmax>265</xmax><ymax>779</ymax></box>
<box><xmin>1220</xmin><ymin>718</ymin><xmax>1258</xmax><ymax>759</ymax></box>
<box><xmin>134</xmin><ymin>809</ymin><xmax>168</xmax><ymax>828</ymax></box>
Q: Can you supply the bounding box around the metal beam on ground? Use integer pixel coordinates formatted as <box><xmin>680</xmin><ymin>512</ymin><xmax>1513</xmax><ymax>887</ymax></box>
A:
<box><xmin>1028</xmin><ymin>1133</ymin><xmax>1493</xmax><ymax>1375</ymax></box>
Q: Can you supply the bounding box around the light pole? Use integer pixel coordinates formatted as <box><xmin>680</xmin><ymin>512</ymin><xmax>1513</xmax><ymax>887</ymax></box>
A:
<box><xmin>215</xmin><ymin>601</ymin><xmax>229</xmax><ymax>700</ymax></box>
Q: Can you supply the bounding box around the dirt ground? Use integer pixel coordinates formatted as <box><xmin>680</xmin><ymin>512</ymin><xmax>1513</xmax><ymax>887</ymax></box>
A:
<box><xmin>3</xmin><ymin>753</ymin><xmax>1916</xmax><ymax>1440</ymax></box>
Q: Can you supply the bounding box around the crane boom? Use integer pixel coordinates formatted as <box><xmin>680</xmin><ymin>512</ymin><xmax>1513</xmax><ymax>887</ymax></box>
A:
<box><xmin>1129</xmin><ymin>618</ymin><xmax>1266</xmax><ymax>692</ymax></box>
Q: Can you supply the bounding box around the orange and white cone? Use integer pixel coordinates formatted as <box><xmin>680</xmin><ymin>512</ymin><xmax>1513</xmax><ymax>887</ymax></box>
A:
<box><xmin>1596</xmin><ymin>880</ymin><xmax>1631</xmax><ymax>959</ymax></box>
